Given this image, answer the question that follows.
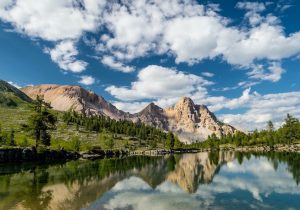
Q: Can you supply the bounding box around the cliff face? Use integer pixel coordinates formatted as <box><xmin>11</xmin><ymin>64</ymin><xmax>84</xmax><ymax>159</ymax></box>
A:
<box><xmin>136</xmin><ymin>97</ymin><xmax>237</xmax><ymax>143</ymax></box>
<box><xmin>21</xmin><ymin>84</ymin><xmax>237</xmax><ymax>143</ymax></box>
<box><xmin>21</xmin><ymin>85</ymin><xmax>130</xmax><ymax>119</ymax></box>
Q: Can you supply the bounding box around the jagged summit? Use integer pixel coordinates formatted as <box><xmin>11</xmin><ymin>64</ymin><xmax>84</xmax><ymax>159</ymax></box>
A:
<box><xmin>133</xmin><ymin>102</ymin><xmax>169</xmax><ymax>130</ymax></box>
<box><xmin>175</xmin><ymin>96</ymin><xmax>195</xmax><ymax>107</ymax></box>
<box><xmin>134</xmin><ymin>97</ymin><xmax>237</xmax><ymax>143</ymax></box>
<box><xmin>138</xmin><ymin>102</ymin><xmax>163</xmax><ymax>115</ymax></box>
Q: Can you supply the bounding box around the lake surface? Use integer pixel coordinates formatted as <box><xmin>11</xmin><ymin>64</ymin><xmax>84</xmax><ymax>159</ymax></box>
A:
<box><xmin>1</xmin><ymin>151</ymin><xmax>300</xmax><ymax>210</ymax></box>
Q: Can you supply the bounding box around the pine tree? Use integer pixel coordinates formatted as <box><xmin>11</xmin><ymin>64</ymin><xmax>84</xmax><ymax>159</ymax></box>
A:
<box><xmin>267</xmin><ymin>120</ymin><xmax>274</xmax><ymax>132</ymax></box>
<box><xmin>28</xmin><ymin>95</ymin><xmax>57</xmax><ymax>147</ymax></box>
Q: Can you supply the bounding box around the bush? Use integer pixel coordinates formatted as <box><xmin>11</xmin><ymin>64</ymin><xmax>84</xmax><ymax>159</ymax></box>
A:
<box><xmin>71</xmin><ymin>136</ymin><xmax>81</xmax><ymax>152</ymax></box>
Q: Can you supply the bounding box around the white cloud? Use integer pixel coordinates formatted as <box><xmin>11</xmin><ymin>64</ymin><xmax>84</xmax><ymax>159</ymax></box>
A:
<box><xmin>45</xmin><ymin>40</ymin><xmax>87</xmax><ymax>73</ymax></box>
<box><xmin>236</xmin><ymin>2</ymin><xmax>266</xmax><ymax>12</ymax></box>
<box><xmin>0</xmin><ymin>0</ymin><xmax>105</xmax><ymax>41</ymax></box>
<box><xmin>220</xmin><ymin>24</ymin><xmax>300</xmax><ymax>66</ymax></box>
<box><xmin>97</xmin><ymin>0</ymin><xmax>300</xmax><ymax>77</ymax></box>
<box><xmin>201</xmin><ymin>72</ymin><xmax>214</xmax><ymax>77</ymax></box>
<box><xmin>236</xmin><ymin>2</ymin><xmax>270</xmax><ymax>27</ymax></box>
<box><xmin>248</xmin><ymin>62</ymin><xmax>285</xmax><ymax>82</ymax></box>
<box><xmin>78</xmin><ymin>75</ymin><xmax>95</xmax><ymax>85</ymax></box>
<box><xmin>106</xmin><ymin>65</ymin><xmax>212</xmax><ymax>101</ymax></box>
<box><xmin>164</xmin><ymin>16</ymin><xmax>224</xmax><ymax>64</ymax></box>
<box><xmin>101</xmin><ymin>56</ymin><xmax>135</xmax><ymax>73</ymax></box>
<box><xmin>202</xmin><ymin>88</ymin><xmax>253</xmax><ymax>112</ymax></box>
<box><xmin>219</xmin><ymin>91</ymin><xmax>300</xmax><ymax>130</ymax></box>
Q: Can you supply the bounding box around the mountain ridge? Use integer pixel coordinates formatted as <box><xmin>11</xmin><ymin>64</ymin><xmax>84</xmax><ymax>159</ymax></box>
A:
<box><xmin>21</xmin><ymin>84</ymin><xmax>130</xmax><ymax>119</ymax></box>
<box><xmin>21</xmin><ymin>84</ymin><xmax>237</xmax><ymax>143</ymax></box>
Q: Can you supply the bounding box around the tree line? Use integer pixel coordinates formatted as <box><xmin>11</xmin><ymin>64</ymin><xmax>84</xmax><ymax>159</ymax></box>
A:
<box><xmin>62</xmin><ymin>109</ymin><xmax>182</xmax><ymax>149</ymax></box>
<box><xmin>187</xmin><ymin>114</ymin><xmax>300</xmax><ymax>149</ymax></box>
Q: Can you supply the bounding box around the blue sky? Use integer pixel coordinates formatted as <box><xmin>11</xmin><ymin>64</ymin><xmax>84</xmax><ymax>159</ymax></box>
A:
<box><xmin>0</xmin><ymin>0</ymin><xmax>300</xmax><ymax>130</ymax></box>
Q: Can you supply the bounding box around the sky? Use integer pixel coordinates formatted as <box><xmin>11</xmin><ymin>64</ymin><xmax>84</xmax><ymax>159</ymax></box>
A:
<box><xmin>0</xmin><ymin>0</ymin><xmax>300</xmax><ymax>131</ymax></box>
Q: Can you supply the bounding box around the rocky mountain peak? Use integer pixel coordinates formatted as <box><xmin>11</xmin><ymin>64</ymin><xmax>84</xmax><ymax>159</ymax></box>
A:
<box><xmin>142</xmin><ymin>102</ymin><xmax>162</xmax><ymax>114</ymax></box>
<box><xmin>133</xmin><ymin>102</ymin><xmax>169</xmax><ymax>130</ymax></box>
<box><xmin>175</xmin><ymin>97</ymin><xmax>195</xmax><ymax>109</ymax></box>
<box><xmin>21</xmin><ymin>84</ymin><xmax>130</xmax><ymax>119</ymax></box>
<box><xmin>166</xmin><ymin>97</ymin><xmax>199</xmax><ymax>124</ymax></box>
<box><xmin>163</xmin><ymin>97</ymin><xmax>237</xmax><ymax>143</ymax></box>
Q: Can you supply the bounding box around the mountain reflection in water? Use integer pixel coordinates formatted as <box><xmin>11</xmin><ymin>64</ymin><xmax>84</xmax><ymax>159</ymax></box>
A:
<box><xmin>0</xmin><ymin>152</ymin><xmax>300</xmax><ymax>210</ymax></box>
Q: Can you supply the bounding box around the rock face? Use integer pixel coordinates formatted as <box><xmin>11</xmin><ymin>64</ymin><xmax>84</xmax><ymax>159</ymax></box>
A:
<box><xmin>132</xmin><ymin>102</ymin><xmax>169</xmax><ymax>130</ymax></box>
<box><xmin>136</xmin><ymin>97</ymin><xmax>237</xmax><ymax>143</ymax></box>
<box><xmin>21</xmin><ymin>84</ymin><xmax>237</xmax><ymax>143</ymax></box>
<box><xmin>21</xmin><ymin>85</ymin><xmax>130</xmax><ymax>119</ymax></box>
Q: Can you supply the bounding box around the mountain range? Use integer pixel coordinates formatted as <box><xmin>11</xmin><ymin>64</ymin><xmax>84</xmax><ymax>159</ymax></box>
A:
<box><xmin>20</xmin><ymin>84</ymin><xmax>237</xmax><ymax>143</ymax></box>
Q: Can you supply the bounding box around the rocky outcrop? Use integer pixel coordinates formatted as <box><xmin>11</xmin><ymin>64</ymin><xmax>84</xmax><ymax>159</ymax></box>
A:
<box><xmin>132</xmin><ymin>102</ymin><xmax>169</xmax><ymax>130</ymax></box>
<box><xmin>21</xmin><ymin>85</ymin><xmax>130</xmax><ymax>119</ymax></box>
<box><xmin>135</xmin><ymin>97</ymin><xmax>237</xmax><ymax>143</ymax></box>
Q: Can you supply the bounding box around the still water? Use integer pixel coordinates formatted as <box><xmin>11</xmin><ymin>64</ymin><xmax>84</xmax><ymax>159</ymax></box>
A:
<box><xmin>0</xmin><ymin>152</ymin><xmax>300</xmax><ymax>210</ymax></box>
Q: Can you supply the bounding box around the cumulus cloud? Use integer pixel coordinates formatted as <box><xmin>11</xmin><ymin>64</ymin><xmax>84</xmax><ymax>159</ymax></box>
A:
<box><xmin>45</xmin><ymin>40</ymin><xmax>88</xmax><ymax>73</ymax></box>
<box><xmin>236</xmin><ymin>2</ymin><xmax>266</xmax><ymax>12</ymax></box>
<box><xmin>78</xmin><ymin>75</ymin><xmax>95</xmax><ymax>85</ymax></box>
<box><xmin>236</xmin><ymin>1</ymin><xmax>266</xmax><ymax>26</ymax></box>
<box><xmin>0</xmin><ymin>0</ymin><xmax>105</xmax><ymax>41</ymax></box>
<box><xmin>201</xmin><ymin>88</ymin><xmax>253</xmax><ymax>112</ymax></box>
<box><xmin>248</xmin><ymin>62</ymin><xmax>285</xmax><ymax>82</ymax></box>
<box><xmin>96</xmin><ymin>0</ymin><xmax>300</xmax><ymax>76</ymax></box>
<box><xmin>106</xmin><ymin>65</ymin><xmax>212</xmax><ymax>101</ymax></box>
<box><xmin>219</xmin><ymin>91</ymin><xmax>300</xmax><ymax>130</ymax></box>
<box><xmin>101</xmin><ymin>56</ymin><xmax>135</xmax><ymax>73</ymax></box>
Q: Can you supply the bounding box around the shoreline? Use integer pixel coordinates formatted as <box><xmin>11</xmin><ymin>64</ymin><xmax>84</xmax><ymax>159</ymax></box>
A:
<box><xmin>1</xmin><ymin>144</ymin><xmax>299</xmax><ymax>164</ymax></box>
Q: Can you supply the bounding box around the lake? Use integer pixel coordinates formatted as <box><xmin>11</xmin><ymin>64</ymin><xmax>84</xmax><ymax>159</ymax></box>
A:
<box><xmin>0</xmin><ymin>151</ymin><xmax>300</xmax><ymax>210</ymax></box>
